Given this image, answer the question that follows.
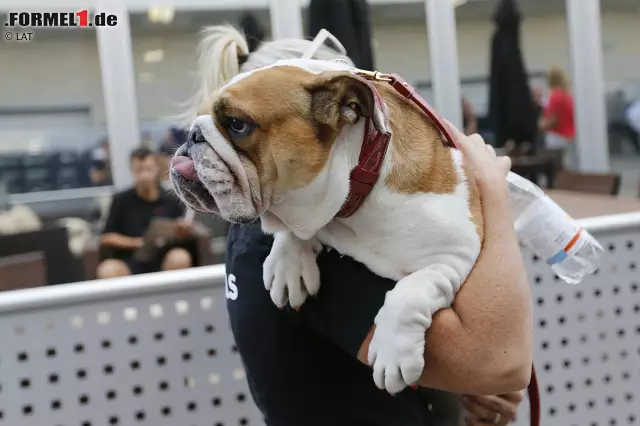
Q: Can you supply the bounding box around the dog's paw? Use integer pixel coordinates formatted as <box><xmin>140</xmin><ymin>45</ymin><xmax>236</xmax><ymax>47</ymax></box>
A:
<box><xmin>263</xmin><ymin>232</ymin><xmax>321</xmax><ymax>309</ymax></box>
<box><xmin>368</xmin><ymin>287</ymin><xmax>431</xmax><ymax>394</ymax></box>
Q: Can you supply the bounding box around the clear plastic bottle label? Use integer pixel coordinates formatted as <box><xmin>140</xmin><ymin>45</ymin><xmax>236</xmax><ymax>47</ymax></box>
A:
<box><xmin>515</xmin><ymin>196</ymin><xmax>583</xmax><ymax>265</ymax></box>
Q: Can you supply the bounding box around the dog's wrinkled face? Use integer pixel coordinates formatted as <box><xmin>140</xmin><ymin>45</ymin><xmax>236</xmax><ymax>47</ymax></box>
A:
<box><xmin>170</xmin><ymin>61</ymin><xmax>383</xmax><ymax>224</ymax></box>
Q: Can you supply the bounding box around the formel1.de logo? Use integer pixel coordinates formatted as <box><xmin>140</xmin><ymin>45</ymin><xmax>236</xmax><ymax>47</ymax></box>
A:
<box><xmin>5</xmin><ymin>10</ymin><xmax>118</xmax><ymax>28</ymax></box>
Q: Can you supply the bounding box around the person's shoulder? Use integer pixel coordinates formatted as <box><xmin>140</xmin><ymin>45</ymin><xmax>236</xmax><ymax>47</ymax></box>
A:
<box><xmin>159</xmin><ymin>186</ymin><xmax>176</xmax><ymax>196</ymax></box>
<box><xmin>159</xmin><ymin>189</ymin><xmax>185</xmax><ymax>211</ymax></box>
<box><xmin>548</xmin><ymin>89</ymin><xmax>570</xmax><ymax>107</ymax></box>
<box><xmin>555</xmin><ymin>89</ymin><xmax>572</xmax><ymax>101</ymax></box>
<box><xmin>227</xmin><ymin>223</ymin><xmax>274</xmax><ymax>256</ymax></box>
<box><xmin>225</xmin><ymin>224</ymin><xmax>273</xmax><ymax>305</ymax></box>
<box><xmin>159</xmin><ymin>188</ymin><xmax>179</xmax><ymax>202</ymax></box>
<box><xmin>112</xmin><ymin>188</ymin><xmax>137</xmax><ymax>203</ymax></box>
<box><xmin>225</xmin><ymin>224</ymin><xmax>274</xmax><ymax>287</ymax></box>
<box><xmin>549</xmin><ymin>88</ymin><xmax>561</xmax><ymax>99</ymax></box>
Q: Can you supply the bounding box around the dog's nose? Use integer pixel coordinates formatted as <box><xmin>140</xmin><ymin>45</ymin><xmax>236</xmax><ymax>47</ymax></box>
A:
<box><xmin>190</xmin><ymin>126</ymin><xmax>206</xmax><ymax>144</ymax></box>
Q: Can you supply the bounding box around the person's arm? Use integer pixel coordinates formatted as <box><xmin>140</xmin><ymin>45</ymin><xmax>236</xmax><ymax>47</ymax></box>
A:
<box><xmin>101</xmin><ymin>233</ymin><xmax>143</xmax><ymax>250</ymax></box>
<box><xmin>167</xmin><ymin>192</ymin><xmax>187</xmax><ymax>220</ymax></box>
<box><xmin>356</xmin><ymin>135</ymin><xmax>533</xmax><ymax>396</ymax></box>
<box><xmin>540</xmin><ymin>92</ymin><xmax>559</xmax><ymax>131</ymax></box>
<box><xmin>100</xmin><ymin>195</ymin><xmax>144</xmax><ymax>250</ymax></box>
<box><xmin>540</xmin><ymin>114</ymin><xmax>557</xmax><ymax>131</ymax></box>
<box><xmin>164</xmin><ymin>192</ymin><xmax>193</xmax><ymax>238</ymax></box>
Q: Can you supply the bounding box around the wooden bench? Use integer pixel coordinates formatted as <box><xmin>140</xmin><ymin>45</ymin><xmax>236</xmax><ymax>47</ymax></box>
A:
<box><xmin>552</xmin><ymin>170</ymin><xmax>622</xmax><ymax>196</ymax></box>
<box><xmin>0</xmin><ymin>251</ymin><xmax>46</xmax><ymax>292</ymax></box>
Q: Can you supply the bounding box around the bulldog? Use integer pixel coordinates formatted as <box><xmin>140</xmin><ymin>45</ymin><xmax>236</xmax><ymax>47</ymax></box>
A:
<box><xmin>171</xmin><ymin>58</ymin><xmax>483</xmax><ymax>394</ymax></box>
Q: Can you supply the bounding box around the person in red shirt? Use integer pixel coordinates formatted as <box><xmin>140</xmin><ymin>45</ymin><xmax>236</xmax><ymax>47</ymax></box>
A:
<box><xmin>541</xmin><ymin>67</ymin><xmax>577</xmax><ymax>169</ymax></box>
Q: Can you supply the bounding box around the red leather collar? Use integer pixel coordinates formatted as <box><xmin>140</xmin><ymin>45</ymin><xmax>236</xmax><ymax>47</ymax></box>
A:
<box><xmin>335</xmin><ymin>77</ymin><xmax>391</xmax><ymax>218</ymax></box>
<box><xmin>336</xmin><ymin>71</ymin><xmax>460</xmax><ymax>218</ymax></box>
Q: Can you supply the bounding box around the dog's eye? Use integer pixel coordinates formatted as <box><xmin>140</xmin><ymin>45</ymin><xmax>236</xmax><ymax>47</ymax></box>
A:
<box><xmin>226</xmin><ymin>118</ymin><xmax>257</xmax><ymax>140</ymax></box>
<box><xmin>229</xmin><ymin>118</ymin><xmax>247</xmax><ymax>132</ymax></box>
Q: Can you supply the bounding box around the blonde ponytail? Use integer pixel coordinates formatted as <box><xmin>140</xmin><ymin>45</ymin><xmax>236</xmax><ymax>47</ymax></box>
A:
<box><xmin>177</xmin><ymin>25</ymin><xmax>249</xmax><ymax>127</ymax></box>
<box><xmin>197</xmin><ymin>25</ymin><xmax>249</xmax><ymax>98</ymax></box>
<box><xmin>176</xmin><ymin>25</ymin><xmax>353</xmax><ymax>128</ymax></box>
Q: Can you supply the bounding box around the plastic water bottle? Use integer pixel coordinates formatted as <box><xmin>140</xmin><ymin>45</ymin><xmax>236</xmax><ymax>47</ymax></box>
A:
<box><xmin>507</xmin><ymin>172</ymin><xmax>604</xmax><ymax>284</ymax></box>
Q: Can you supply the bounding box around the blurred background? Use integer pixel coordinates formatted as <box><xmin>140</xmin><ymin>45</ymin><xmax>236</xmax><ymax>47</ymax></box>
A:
<box><xmin>1</xmin><ymin>0</ymin><xmax>639</xmax><ymax>224</ymax></box>
<box><xmin>0</xmin><ymin>0</ymin><xmax>640</xmax><ymax>225</ymax></box>
<box><xmin>0</xmin><ymin>1</ymin><xmax>639</xmax><ymax>425</ymax></box>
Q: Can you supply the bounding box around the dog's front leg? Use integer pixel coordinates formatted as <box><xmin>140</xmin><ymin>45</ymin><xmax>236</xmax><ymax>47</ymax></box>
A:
<box><xmin>368</xmin><ymin>255</ymin><xmax>473</xmax><ymax>394</ymax></box>
<box><xmin>263</xmin><ymin>231</ymin><xmax>323</xmax><ymax>309</ymax></box>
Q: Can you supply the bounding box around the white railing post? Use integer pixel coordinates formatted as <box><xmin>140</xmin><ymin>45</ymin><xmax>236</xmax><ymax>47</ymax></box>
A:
<box><xmin>425</xmin><ymin>0</ymin><xmax>463</xmax><ymax>129</ymax></box>
<box><xmin>566</xmin><ymin>0</ymin><xmax>610</xmax><ymax>172</ymax></box>
<box><xmin>96</xmin><ymin>0</ymin><xmax>141</xmax><ymax>189</ymax></box>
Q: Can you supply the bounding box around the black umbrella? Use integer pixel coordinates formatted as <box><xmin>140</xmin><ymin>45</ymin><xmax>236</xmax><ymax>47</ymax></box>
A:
<box><xmin>307</xmin><ymin>0</ymin><xmax>375</xmax><ymax>70</ymax></box>
<box><xmin>488</xmin><ymin>0</ymin><xmax>537</xmax><ymax>150</ymax></box>
<box><xmin>239</xmin><ymin>13</ymin><xmax>266</xmax><ymax>54</ymax></box>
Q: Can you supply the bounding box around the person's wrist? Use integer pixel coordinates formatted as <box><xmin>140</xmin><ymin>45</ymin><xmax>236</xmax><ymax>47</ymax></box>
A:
<box><xmin>478</xmin><ymin>178</ymin><xmax>510</xmax><ymax>205</ymax></box>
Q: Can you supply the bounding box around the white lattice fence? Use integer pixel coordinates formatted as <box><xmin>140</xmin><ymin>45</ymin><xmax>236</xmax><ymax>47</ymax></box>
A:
<box><xmin>0</xmin><ymin>215</ymin><xmax>638</xmax><ymax>426</ymax></box>
<box><xmin>0</xmin><ymin>265</ymin><xmax>263</xmax><ymax>426</ymax></box>
<box><xmin>514</xmin><ymin>215</ymin><xmax>640</xmax><ymax>426</ymax></box>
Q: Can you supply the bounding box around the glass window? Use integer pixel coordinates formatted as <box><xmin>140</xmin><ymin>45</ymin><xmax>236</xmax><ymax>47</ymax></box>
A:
<box><xmin>601</xmin><ymin>0</ymin><xmax>640</xmax><ymax>195</ymax></box>
<box><xmin>0</xmin><ymin>17</ymin><xmax>110</xmax><ymax>198</ymax></box>
<box><xmin>129</xmin><ymin>8</ymin><xmax>271</xmax><ymax>163</ymax></box>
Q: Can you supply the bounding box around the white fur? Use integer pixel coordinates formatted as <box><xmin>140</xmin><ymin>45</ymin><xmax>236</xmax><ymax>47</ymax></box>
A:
<box><xmin>211</xmin><ymin>59</ymin><xmax>482</xmax><ymax>394</ymax></box>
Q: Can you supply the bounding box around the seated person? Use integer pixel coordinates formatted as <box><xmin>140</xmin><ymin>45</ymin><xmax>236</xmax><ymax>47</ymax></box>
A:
<box><xmin>97</xmin><ymin>148</ymin><xmax>192</xmax><ymax>278</ymax></box>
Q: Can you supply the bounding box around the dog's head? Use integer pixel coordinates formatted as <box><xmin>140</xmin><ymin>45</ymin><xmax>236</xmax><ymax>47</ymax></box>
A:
<box><xmin>170</xmin><ymin>59</ymin><xmax>386</xmax><ymax>224</ymax></box>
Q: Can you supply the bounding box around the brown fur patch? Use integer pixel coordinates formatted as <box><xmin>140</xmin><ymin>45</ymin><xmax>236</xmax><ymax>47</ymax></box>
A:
<box><xmin>377</xmin><ymin>82</ymin><xmax>458</xmax><ymax>195</ymax></box>
<box><xmin>211</xmin><ymin>66</ymin><xmax>336</xmax><ymax>191</ymax></box>
<box><xmin>376</xmin><ymin>82</ymin><xmax>483</xmax><ymax>239</ymax></box>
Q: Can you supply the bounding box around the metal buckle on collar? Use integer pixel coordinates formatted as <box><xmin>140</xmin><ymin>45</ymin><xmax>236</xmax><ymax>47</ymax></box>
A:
<box><xmin>353</xmin><ymin>68</ymin><xmax>392</xmax><ymax>82</ymax></box>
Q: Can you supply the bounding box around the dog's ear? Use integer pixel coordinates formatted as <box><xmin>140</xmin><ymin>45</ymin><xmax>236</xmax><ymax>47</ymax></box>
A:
<box><xmin>306</xmin><ymin>72</ymin><xmax>386</xmax><ymax>135</ymax></box>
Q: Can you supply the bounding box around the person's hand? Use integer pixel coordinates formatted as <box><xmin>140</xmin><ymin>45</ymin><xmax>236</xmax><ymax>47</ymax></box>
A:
<box><xmin>453</xmin><ymin>128</ymin><xmax>511</xmax><ymax>196</ymax></box>
<box><xmin>176</xmin><ymin>218</ymin><xmax>192</xmax><ymax>239</ymax></box>
<box><xmin>132</xmin><ymin>237</ymin><xmax>145</xmax><ymax>249</ymax></box>
<box><xmin>461</xmin><ymin>391</ymin><xmax>525</xmax><ymax>425</ymax></box>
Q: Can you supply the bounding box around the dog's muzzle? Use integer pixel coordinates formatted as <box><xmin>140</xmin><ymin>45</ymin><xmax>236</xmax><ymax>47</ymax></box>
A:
<box><xmin>170</xmin><ymin>127</ymin><xmax>220</xmax><ymax>215</ymax></box>
<box><xmin>170</xmin><ymin>116</ymin><xmax>269</xmax><ymax>224</ymax></box>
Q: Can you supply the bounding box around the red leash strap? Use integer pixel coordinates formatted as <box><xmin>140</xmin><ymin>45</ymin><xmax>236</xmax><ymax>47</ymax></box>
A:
<box><xmin>528</xmin><ymin>365</ymin><xmax>541</xmax><ymax>426</ymax></box>
<box><xmin>386</xmin><ymin>73</ymin><xmax>461</xmax><ymax>150</ymax></box>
